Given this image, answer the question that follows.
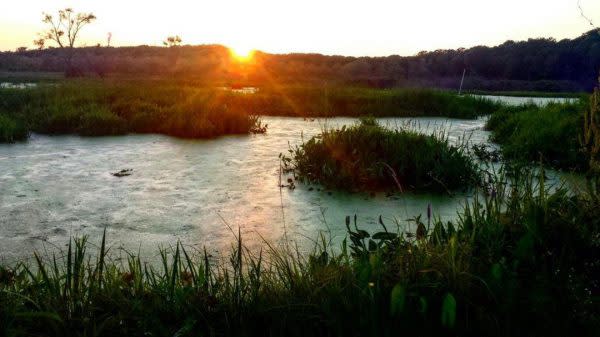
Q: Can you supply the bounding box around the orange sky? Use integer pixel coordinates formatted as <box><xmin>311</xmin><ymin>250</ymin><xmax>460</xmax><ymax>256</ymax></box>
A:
<box><xmin>1</xmin><ymin>0</ymin><xmax>598</xmax><ymax>56</ymax></box>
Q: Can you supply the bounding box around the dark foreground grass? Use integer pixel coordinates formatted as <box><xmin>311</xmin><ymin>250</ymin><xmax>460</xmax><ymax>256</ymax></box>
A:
<box><xmin>282</xmin><ymin>117</ymin><xmax>479</xmax><ymax>193</ymax></box>
<box><xmin>485</xmin><ymin>101</ymin><xmax>588</xmax><ymax>171</ymax></box>
<box><xmin>0</xmin><ymin>166</ymin><xmax>598</xmax><ymax>337</ymax></box>
<box><xmin>0</xmin><ymin>81</ymin><xmax>500</xmax><ymax>143</ymax></box>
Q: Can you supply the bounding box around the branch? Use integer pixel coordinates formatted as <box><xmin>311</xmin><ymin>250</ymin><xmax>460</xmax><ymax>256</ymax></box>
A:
<box><xmin>578</xmin><ymin>0</ymin><xmax>598</xmax><ymax>31</ymax></box>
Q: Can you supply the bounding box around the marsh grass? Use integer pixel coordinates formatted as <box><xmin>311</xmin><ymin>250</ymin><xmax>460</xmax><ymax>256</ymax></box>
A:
<box><xmin>237</xmin><ymin>86</ymin><xmax>501</xmax><ymax>118</ymax></box>
<box><xmin>0</xmin><ymin>166</ymin><xmax>598</xmax><ymax>337</ymax></box>
<box><xmin>0</xmin><ymin>81</ymin><xmax>262</xmax><ymax>140</ymax></box>
<box><xmin>0</xmin><ymin>81</ymin><xmax>500</xmax><ymax>142</ymax></box>
<box><xmin>282</xmin><ymin>117</ymin><xmax>480</xmax><ymax>193</ymax></box>
<box><xmin>486</xmin><ymin>101</ymin><xmax>588</xmax><ymax>171</ymax></box>
<box><xmin>0</xmin><ymin>114</ymin><xmax>28</xmax><ymax>142</ymax></box>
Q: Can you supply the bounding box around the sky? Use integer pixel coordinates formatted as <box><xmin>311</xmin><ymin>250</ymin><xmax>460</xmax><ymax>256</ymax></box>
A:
<box><xmin>0</xmin><ymin>0</ymin><xmax>598</xmax><ymax>56</ymax></box>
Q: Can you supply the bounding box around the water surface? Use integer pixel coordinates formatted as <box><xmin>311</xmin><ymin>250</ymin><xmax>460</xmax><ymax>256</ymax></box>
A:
<box><xmin>0</xmin><ymin>116</ymin><xmax>487</xmax><ymax>262</ymax></box>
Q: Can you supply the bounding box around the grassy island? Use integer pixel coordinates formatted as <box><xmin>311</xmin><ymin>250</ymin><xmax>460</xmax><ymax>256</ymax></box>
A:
<box><xmin>283</xmin><ymin>117</ymin><xmax>480</xmax><ymax>193</ymax></box>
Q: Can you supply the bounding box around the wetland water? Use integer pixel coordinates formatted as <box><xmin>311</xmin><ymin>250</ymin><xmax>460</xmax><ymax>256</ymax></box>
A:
<box><xmin>0</xmin><ymin>96</ymin><xmax>573</xmax><ymax>261</ymax></box>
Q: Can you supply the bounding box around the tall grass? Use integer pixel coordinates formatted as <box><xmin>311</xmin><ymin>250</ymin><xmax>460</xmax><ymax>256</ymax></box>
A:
<box><xmin>282</xmin><ymin>117</ymin><xmax>480</xmax><ymax>193</ymax></box>
<box><xmin>0</xmin><ymin>81</ymin><xmax>501</xmax><ymax>142</ymax></box>
<box><xmin>0</xmin><ymin>81</ymin><xmax>262</xmax><ymax>140</ymax></box>
<box><xmin>486</xmin><ymin>101</ymin><xmax>587</xmax><ymax>171</ymax></box>
<box><xmin>236</xmin><ymin>86</ymin><xmax>501</xmax><ymax>118</ymax></box>
<box><xmin>1</xmin><ymin>165</ymin><xmax>598</xmax><ymax>336</ymax></box>
<box><xmin>0</xmin><ymin>114</ymin><xmax>28</xmax><ymax>142</ymax></box>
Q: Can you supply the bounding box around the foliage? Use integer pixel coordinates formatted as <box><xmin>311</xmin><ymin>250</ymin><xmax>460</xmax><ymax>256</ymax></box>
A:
<box><xmin>0</xmin><ymin>81</ymin><xmax>501</xmax><ymax>143</ymax></box>
<box><xmin>486</xmin><ymin>101</ymin><xmax>588</xmax><ymax>171</ymax></box>
<box><xmin>0</xmin><ymin>81</ymin><xmax>263</xmax><ymax>141</ymax></box>
<box><xmin>282</xmin><ymin>118</ymin><xmax>480</xmax><ymax>192</ymax></box>
<box><xmin>241</xmin><ymin>86</ymin><xmax>500</xmax><ymax>119</ymax></box>
<box><xmin>3</xmin><ymin>29</ymin><xmax>599</xmax><ymax>91</ymax></box>
<box><xmin>0</xmin><ymin>114</ymin><xmax>28</xmax><ymax>142</ymax></box>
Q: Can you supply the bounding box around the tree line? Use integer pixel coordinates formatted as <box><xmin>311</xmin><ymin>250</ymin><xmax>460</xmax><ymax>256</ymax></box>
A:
<box><xmin>1</xmin><ymin>30</ymin><xmax>599</xmax><ymax>92</ymax></box>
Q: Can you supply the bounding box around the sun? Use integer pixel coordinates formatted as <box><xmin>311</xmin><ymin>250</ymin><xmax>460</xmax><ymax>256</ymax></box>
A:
<box><xmin>230</xmin><ymin>45</ymin><xmax>255</xmax><ymax>62</ymax></box>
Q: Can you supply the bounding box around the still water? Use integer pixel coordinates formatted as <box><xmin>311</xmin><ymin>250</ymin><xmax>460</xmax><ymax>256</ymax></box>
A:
<box><xmin>0</xmin><ymin>117</ymin><xmax>489</xmax><ymax>261</ymax></box>
<box><xmin>0</xmin><ymin>95</ymin><xmax>576</xmax><ymax>262</ymax></box>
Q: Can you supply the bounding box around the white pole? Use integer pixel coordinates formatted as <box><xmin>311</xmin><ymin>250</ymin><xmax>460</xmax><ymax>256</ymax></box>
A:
<box><xmin>458</xmin><ymin>68</ymin><xmax>466</xmax><ymax>95</ymax></box>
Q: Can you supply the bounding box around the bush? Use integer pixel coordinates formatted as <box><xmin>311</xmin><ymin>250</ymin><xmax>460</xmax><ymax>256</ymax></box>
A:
<box><xmin>283</xmin><ymin>118</ymin><xmax>480</xmax><ymax>192</ymax></box>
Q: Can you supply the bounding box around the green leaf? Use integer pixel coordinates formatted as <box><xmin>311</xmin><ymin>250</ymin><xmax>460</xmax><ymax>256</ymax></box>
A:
<box><xmin>441</xmin><ymin>293</ymin><xmax>457</xmax><ymax>328</ymax></box>
<box><xmin>390</xmin><ymin>284</ymin><xmax>406</xmax><ymax>316</ymax></box>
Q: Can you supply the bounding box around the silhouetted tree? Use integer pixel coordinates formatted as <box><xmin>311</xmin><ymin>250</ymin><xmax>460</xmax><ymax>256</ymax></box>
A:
<box><xmin>36</xmin><ymin>8</ymin><xmax>96</xmax><ymax>76</ymax></box>
<box><xmin>163</xmin><ymin>36</ymin><xmax>182</xmax><ymax>47</ymax></box>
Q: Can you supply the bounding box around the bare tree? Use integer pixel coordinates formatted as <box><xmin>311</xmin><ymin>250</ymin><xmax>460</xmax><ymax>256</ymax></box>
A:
<box><xmin>163</xmin><ymin>35</ymin><xmax>182</xmax><ymax>47</ymax></box>
<box><xmin>35</xmin><ymin>8</ymin><xmax>96</xmax><ymax>75</ymax></box>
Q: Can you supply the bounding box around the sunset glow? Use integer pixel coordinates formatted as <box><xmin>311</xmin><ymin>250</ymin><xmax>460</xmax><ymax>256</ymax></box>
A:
<box><xmin>230</xmin><ymin>46</ymin><xmax>255</xmax><ymax>62</ymax></box>
<box><xmin>0</xmin><ymin>0</ymin><xmax>598</xmax><ymax>55</ymax></box>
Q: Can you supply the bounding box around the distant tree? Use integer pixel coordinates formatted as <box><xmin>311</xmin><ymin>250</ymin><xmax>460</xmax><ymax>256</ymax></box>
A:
<box><xmin>16</xmin><ymin>47</ymin><xmax>28</xmax><ymax>52</ymax></box>
<box><xmin>36</xmin><ymin>8</ymin><xmax>96</xmax><ymax>75</ymax></box>
<box><xmin>163</xmin><ymin>35</ymin><xmax>182</xmax><ymax>47</ymax></box>
<box><xmin>33</xmin><ymin>39</ymin><xmax>45</xmax><ymax>50</ymax></box>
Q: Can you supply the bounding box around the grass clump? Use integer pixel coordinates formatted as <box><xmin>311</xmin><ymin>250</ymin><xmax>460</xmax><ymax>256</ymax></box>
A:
<box><xmin>283</xmin><ymin>117</ymin><xmax>479</xmax><ymax>193</ymax></box>
<box><xmin>486</xmin><ymin>101</ymin><xmax>587</xmax><ymax>171</ymax></box>
<box><xmin>0</xmin><ymin>166</ymin><xmax>598</xmax><ymax>337</ymax></box>
<box><xmin>0</xmin><ymin>114</ymin><xmax>28</xmax><ymax>142</ymax></box>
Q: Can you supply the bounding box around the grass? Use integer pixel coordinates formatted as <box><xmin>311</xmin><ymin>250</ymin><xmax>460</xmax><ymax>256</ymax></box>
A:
<box><xmin>485</xmin><ymin>101</ymin><xmax>588</xmax><ymax>171</ymax></box>
<box><xmin>0</xmin><ymin>114</ymin><xmax>28</xmax><ymax>142</ymax></box>
<box><xmin>0</xmin><ymin>81</ymin><xmax>262</xmax><ymax>140</ymax></box>
<box><xmin>466</xmin><ymin>90</ymin><xmax>585</xmax><ymax>98</ymax></box>
<box><xmin>0</xmin><ymin>81</ymin><xmax>501</xmax><ymax>142</ymax></box>
<box><xmin>239</xmin><ymin>86</ymin><xmax>502</xmax><ymax>119</ymax></box>
<box><xmin>282</xmin><ymin>117</ymin><xmax>480</xmax><ymax>193</ymax></box>
<box><xmin>0</xmin><ymin>165</ymin><xmax>598</xmax><ymax>337</ymax></box>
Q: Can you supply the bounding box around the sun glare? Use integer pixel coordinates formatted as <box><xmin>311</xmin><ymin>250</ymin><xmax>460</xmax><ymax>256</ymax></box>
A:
<box><xmin>230</xmin><ymin>46</ymin><xmax>254</xmax><ymax>62</ymax></box>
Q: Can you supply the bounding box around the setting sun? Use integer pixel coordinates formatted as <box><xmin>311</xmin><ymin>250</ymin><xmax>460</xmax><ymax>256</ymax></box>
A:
<box><xmin>230</xmin><ymin>46</ymin><xmax>254</xmax><ymax>62</ymax></box>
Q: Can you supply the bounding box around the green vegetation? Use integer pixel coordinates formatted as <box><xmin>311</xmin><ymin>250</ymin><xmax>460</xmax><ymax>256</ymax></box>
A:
<box><xmin>485</xmin><ymin>101</ymin><xmax>587</xmax><ymax>171</ymax></box>
<box><xmin>466</xmin><ymin>90</ymin><xmax>585</xmax><ymax>98</ymax></box>
<box><xmin>244</xmin><ymin>86</ymin><xmax>501</xmax><ymax>118</ymax></box>
<box><xmin>0</xmin><ymin>81</ymin><xmax>262</xmax><ymax>140</ymax></box>
<box><xmin>282</xmin><ymin>118</ymin><xmax>479</xmax><ymax>193</ymax></box>
<box><xmin>0</xmin><ymin>81</ymin><xmax>499</xmax><ymax>143</ymax></box>
<box><xmin>1</xmin><ymin>165</ymin><xmax>598</xmax><ymax>337</ymax></box>
<box><xmin>0</xmin><ymin>114</ymin><xmax>28</xmax><ymax>142</ymax></box>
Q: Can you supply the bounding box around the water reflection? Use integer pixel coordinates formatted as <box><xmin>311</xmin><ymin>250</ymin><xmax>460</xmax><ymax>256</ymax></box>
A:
<box><xmin>0</xmin><ymin>112</ymin><xmax>577</xmax><ymax>262</ymax></box>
